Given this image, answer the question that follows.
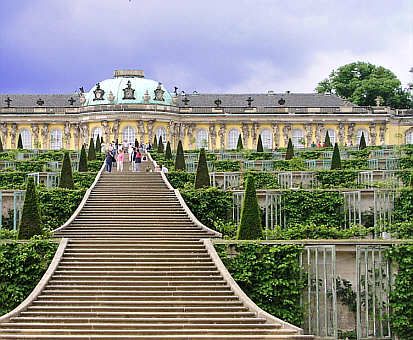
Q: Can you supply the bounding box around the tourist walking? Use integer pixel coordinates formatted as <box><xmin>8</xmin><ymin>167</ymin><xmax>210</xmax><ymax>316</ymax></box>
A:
<box><xmin>134</xmin><ymin>149</ymin><xmax>142</xmax><ymax>172</ymax></box>
<box><xmin>117</xmin><ymin>149</ymin><xmax>125</xmax><ymax>172</ymax></box>
<box><xmin>128</xmin><ymin>144</ymin><xmax>133</xmax><ymax>162</ymax></box>
<box><xmin>105</xmin><ymin>151</ymin><xmax>113</xmax><ymax>172</ymax></box>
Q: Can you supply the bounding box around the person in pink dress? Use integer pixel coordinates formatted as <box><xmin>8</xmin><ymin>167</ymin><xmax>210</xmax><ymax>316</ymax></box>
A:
<box><xmin>117</xmin><ymin>149</ymin><xmax>125</xmax><ymax>172</ymax></box>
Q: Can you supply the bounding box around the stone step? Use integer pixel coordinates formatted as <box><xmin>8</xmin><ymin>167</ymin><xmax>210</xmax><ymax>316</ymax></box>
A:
<box><xmin>59</xmin><ymin>257</ymin><xmax>213</xmax><ymax>263</ymax></box>
<box><xmin>52</xmin><ymin>270</ymin><xmax>220</xmax><ymax>276</ymax></box>
<box><xmin>51</xmin><ymin>275</ymin><xmax>223</xmax><ymax>281</ymax></box>
<box><xmin>44</xmin><ymin>284</ymin><xmax>229</xmax><ymax>290</ymax></box>
<box><xmin>41</xmin><ymin>290</ymin><xmax>234</xmax><ymax>297</ymax></box>
<box><xmin>26</xmin><ymin>306</ymin><xmax>250</xmax><ymax>313</ymax></box>
<box><xmin>46</xmin><ymin>280</ymin><xmax>228</xmax><ymax>287</ymax></box>
<box><xmin>0</xmin><ymin>335</ymin><xmax>312</xmax><ymax>339</ymax></box>
<box><xmin>65</xmin><ymin>243</ymin><xmax>205</xmax><ymax>249</ymax></box>
<box><xmin>57</xmin><ymin>265</ymin><xmax>217</xmax><ymax>271</ymax></box>
<box><xmin>60</xmin><ymin>253</ymin><xmax>212</xmax><ymax>259</ymax></box>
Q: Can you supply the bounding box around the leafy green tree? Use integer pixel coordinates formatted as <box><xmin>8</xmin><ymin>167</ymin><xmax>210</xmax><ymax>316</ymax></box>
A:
<box><xmin>0</xmin><ymin>137</ymin><xmax>3</xmax><ymax>152</ymax></box>
<box><xmin>17</xmin><ymin>134</ymin><xmax>23</xmax><ymax>149</ymax></box>
<box><xmin>18</xmin><ymin>177</ymin><xmax>41</xmax><ymax>239</ymax></box>
<box><xmin>95</xmin><ymin>136</ymin><xmax>101</xmax><ymax>154</ymax></box>
<box><xmin>359</xmin><ymin>132</ymin><xmax>367</xmax><ymax>150</ymax></box>
<box><xmin>256</xmin><ymin>134</ymin><xmax>264</xmax><ymax>152</ymax></box>
<box><xmin>324</xmin><ymin>130</ymin><xmax>332</xmax><ymax>147</ymax></box>
<box><xmin>195</xmin><ymin>148</ymin><xmax>210</xmax><ymax>188</ymax></box>
<box><xmin>174</xmin><ymin>140</ymin><xmax>186</xmax><ymax>171</ymax></box>
<box><xmin>316</xmin><ymin>61</ymin><xmax>412</xmax><ymax>108</ymax></box>
<box><xmin>331</xmin><ymin>143</ymin><xmax>341</xmax><ymax>170</ymax></box>
<box><xmin>165</xmin><ymin>141</ymin><xmax>173</xmax><ymax>160</ymax></box>
<box><xmin>153</xmin><ymin>135</ymin><xmax>158</xmax><ymax>150</ymax></box>
<box><xmin>236</xmin><ymin>175</ymin><xmax>262</xmax><ymax>240</ymax></box>
<box><xmin>59</xmin><ymin>152</ymin><xmax>74</xmax><ymax>189</ymax></box>
<box><xmin>285</xmin><ymin>138</ymin><xmax>294</xmax><ymax>160</ymax></box>
<box><xmin>87</xmin><ymin>137</ymin><xmax>96</xmax><ymax>161</ymax></box>
<box><xmin>78</xmin><ymin>145</ymin><xmax>88</xmax><ymax>172</ymax></box>
<box><xmin>157</xmin><ymin>135</ymin><xmax>164</xmax><ymax>153</ymax></box>
<box><xmin>236</xmin><ymin>134</ymin><xmax>243</xmax><ymax>150</ymax></box>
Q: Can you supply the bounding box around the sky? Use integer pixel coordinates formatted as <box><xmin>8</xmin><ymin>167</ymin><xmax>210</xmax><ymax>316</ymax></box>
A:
<box><xmin>0</xmin><ymin>0</ymin><xmax>412</xmax><ymax>94</ymax></box>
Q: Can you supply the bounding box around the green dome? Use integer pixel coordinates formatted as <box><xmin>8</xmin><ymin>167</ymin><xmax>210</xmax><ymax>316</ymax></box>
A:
<box><xmin>82</xmin><ymin>72</ymin><xmax>173</xmax><ymax>106</ymax></box>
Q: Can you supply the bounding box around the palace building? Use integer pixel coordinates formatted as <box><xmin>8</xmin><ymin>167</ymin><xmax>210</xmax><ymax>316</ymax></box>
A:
<box><xmin>0</xmin><ymin>69</ymin><xmax>412</xmax><ymax>151</ymax></box>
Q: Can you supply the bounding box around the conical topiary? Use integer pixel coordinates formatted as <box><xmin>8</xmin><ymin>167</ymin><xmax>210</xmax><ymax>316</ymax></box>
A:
<box><xmin>0</xmin><ymin>137</ymin><xmax>3</xmax><ymax>152</ymax></box>
<box><xmin>236</xmin><ymin>134</ymin><xmax>243</xmax><ymax>150</ymax></box>
<box><xmin>100</xmin><ymin>136</ymin><xmax>104</xmax><ymax>144</ymax></box>
<box><xmin>257</xmin><ymin>134</ymin><xmax>264</xmax><ymax>152</ymax></box>
<box><xmin>88</xmin><ymin>137</ymin><xmax>96</xmax><ymax>161</ymax></box>
<box><xmin>59</xmin><ymin>151</ymin><xmax>74</xmax><ymax>189</ymax></box>
<box><xmin>165</xmin><ymin>141</ymin><xmax>173</xmax><ymax>160</ymax></box>
<box><xmin>153</xmin><ymin>135</ymin><xmax>158</xmax><ymax>150</ymax></box>
<box><xmin>17</xmin><ymin>133</ymin><xmax>23</xmax><ymax>149</ymax></box>
<box><xmin>95</xmin><ymin>135</ymin><xmax>101</xmax><ymax>154</ymax></box>
<box><xmin>236</xmin><ymin>175</ymin><xmax>262</xmax><ymax>240</ymax></box>
<box><xmin>195</xmin><ymin>148</ymin><xmax>210</xmax><ymax>188</ymax></box>
<box><xmin>359</xmin><ymin>132</ymin><xmax>367</xmax><ymax>150</ymax></box>
<box><xmin>174</xmin><ymin>140</ymin><xmax>186</xmax><ymax>171</ymax></box>
<box><xmin>324</xmin><ymin>130</ymin><xmax>332</xmax><ymax>147</ymax></box>
<box><xmin>331</xmin><ymin>143</ymin><xmax>341</xmax><ymax>170</ymax></box>
<box><xmin>157</xmin><ymin>135</ymin><xmax>164</xmax><ymax>153</ymax></box>
<box><xmin>18</xmin><ymin>177</ymin><xmax>42</xmax><ymax>239</ymax></box>
<box><xmin>285</xmin><ymin>138</ymin><xmax>294</xmax><ymax>160</ymax></box>
<box><xmin>78</xmin><ymin>145</ymin><xmax>88</xmax><ymax>172</ymax></box>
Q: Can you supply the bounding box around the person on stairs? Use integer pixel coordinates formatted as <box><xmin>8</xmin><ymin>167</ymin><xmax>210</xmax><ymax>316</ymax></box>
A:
<box><xmin>117</xmin><ymin>149</ymin><xmax>125</xmax><ymax>172</ymax></box>
<box><xmin>134</xmin><ymin>148</ymin><xmax>142</xmax><ymax>172</ymax></box>
<box><xmin>105</xmin><ymin>151</ymin><xmax>113</xmax><ymax>172</ymax></box>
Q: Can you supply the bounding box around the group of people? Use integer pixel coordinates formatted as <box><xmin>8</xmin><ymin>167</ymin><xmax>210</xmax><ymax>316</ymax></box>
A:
<box><xmin>105</xmin><ymin>141</ymin><xmax>144</xmax><ymax>172</ymax></box>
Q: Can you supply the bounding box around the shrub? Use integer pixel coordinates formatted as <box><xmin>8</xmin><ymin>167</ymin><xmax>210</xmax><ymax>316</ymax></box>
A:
<box><xmin>153</xmin><ymin>135</ymin><xmax>158</xmax><ymax>150</ymax></box>
<box><xmin>95</xmin><ymin>136</ymin><xmax>101</xmax><ymax>153</ymax></box>
<box><xmin>331</xmin><ymin>143</ymin><xmax>341</xmax><ymax>169</ymax></box>
<box><xmin>17</xmin><ymin>134</ymin><xmax>23</xmax><ymax>149</ymax></box>
<box><xmin>87</xmin><ymin>137</ymin><xmax>96</xmax><ymax>160</ymax></box>
<box><xmin>59</xmin><ymin>151</ymin><xmax>74</xmax><ymax>189</ymax></box>
<box><xmin>78</xmin><ymin>145</ymin><xmax>88</xmax><ymax>172</ymax></box>
<box><xmin>157</xmin><ymin>135</ymin><xmax>164</xmax><ymax>153</ymax></box>
<box><xmin>256</xmin><ymin>135</ymin><xmax>263</xmax><ymax>152</ymax></box>
<box><xmin>324</xmin><ymin>130</ymin><xmax>332</xmax><ymax>147</ymax></box>
<box><xmin>285</xmin><ymin>138</ymin><xmax>294</xmax><ymax>160</ymax></box>
<box><xmin>18</xmin><ymin>177</ymin><xmax>41</xmax><ymax>239</ymax></box>
<box><xmin>174</xmin><ymin>140</ymin><xmax>186</xmax><ymax>171</ymax></box>
<box><xmin>393</xmin><ymin>188</ymin><xmax>413</xmax><ymax>222</ymax></box>
<box><xmin>214</xmin><ymin>160</ymin><xmax>241</xmax><ymax>172</ymax></box>
<box><xmin>165</xmin><ymin>141</ymin><xmax>173</xmax><ymax>160</ymax></box>
<box><xmin>359</xmin><ymin>132</ymin><xmax>367</xmax><ymax>150</ymax></box>
<box><xmin>236</xmin><ymin>134</ymin><xmax>243</xmax><ymax>150</ymax></box>
<box><xmin>73</xmin><ymin>172</ymin><xmax>97</xmax><ymax>189</ymax></box>
<box><xmin>316</xmin><ymin>170</ymin><xmax>357</xmax><ymax>188</ymax></box>
<box><xmin>0</xmin><ymin>137</ymin><xmax>3</xmax><ymax>152</ymax></box>
<box><xmin>243</xmin><ymin>171</ymin><xmax>278</xmax><ymax>189</ymax></box>
<box><xmin>237</xmin><ymin>175</ymin><xmax>262</xmax><ymax>240</ymax></box>
<box><xmin>166</xmin><ymin>171</ymin><xmax>195</xmax><ymax>189</ymax></box>
<box><xmin>195</xmin><ymin>148</ymin><xmax>210</xmax><ymax>188</ymax></box>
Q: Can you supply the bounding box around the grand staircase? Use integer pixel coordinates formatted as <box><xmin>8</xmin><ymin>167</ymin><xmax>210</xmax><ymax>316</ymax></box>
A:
<box><xmin>0</xmin><ymin>162</ymin><xmax>312</xmax><ymax>339</ymax></box>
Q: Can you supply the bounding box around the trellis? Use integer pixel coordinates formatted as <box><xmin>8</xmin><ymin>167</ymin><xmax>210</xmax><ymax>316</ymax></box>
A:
<box><xmin>243</xmin><ymin>160</ymin><xmax>255</xmax><ymax>170</ymax></box>
<box><xmin>13</xmin><ymin>191</ymin><xmax>25</xmax><ymax>230</ymax></box>
<box><xmin>210</xmin><ymin>172</ymin><xmax>241</xmax><ymax>190</ymax></box>
<box><xmin>384</xmin><ymin>158</ymin><xmax>399</xmax><ymax>170</ymax></box>
<box><xmin>0</xmin><ymin>161</ymin><xmax>16</xmax><ymax>170</ymax></box>
<box><xmin>27</xmin><ymin>172</ymin><xmax>59</xmax><ymax>188</ymax></box>
<box><xmin>16</xmin><ymin>152</ymin><xmax>35</xmax><ymax>161</ymax></box>
<box><xmin>373</xmin><ymin>190</ymin><xmax>395</xmax><ymax>235</ymax></box>
<box><xmin>343</xmin><ymin>191</ymin><xmax>362</xmax><ymax>227</ymax></box>
<box><xmin>232</xmin><ymin>192</ymin><xmax>244</xmax><ymax>224</ymax></box>
<box><xmin>358</xmin><ymin>171</ymin><xmax>374</xmax><ymax>188</ymax></box>
<box><xmin>368</xmin><ymin>159</ymin><xmax>379</xmax><ymax>170</ymax></box>
<box><xmin>356</xmin><ymin>246</ymin><xmax>392</xmax><ymax>340</ymax></box>
<box><xmin>261</xmin><ymin>160</ymin><xmax>274</xmax><ymax>171</ymax></box>
<box><xmin>264</xmin><ymin>192</ymin><xmax>285</xmax><ymax>229</ymax></box>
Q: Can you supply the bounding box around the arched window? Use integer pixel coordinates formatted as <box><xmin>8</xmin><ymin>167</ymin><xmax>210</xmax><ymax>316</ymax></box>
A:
<box><xmin>292</xmin><ymin>128</ymin><xmax>304</xmax><ymax>148</ymax></box>
<box><xmin>156</xmin><ymin>127</ymin><xmax>167</xmax><ymax>144</ymax></box>
<box><xmin>19</xmin><ymin>129</ymin><xmax>32</xmax><ymax>149</ymax></box>
<box><xmin>50</xmin><ymin>129</ymin><xmax>63</xmax><ymax>150</ymax></box>
<box><xmin>196</xmin><ymin>129</ymin><xmax>209</xmax><ymax>149</ymax></box>
<box><xmin>356</xmin><ymin>129</ymin><xmax>369</xmax><ymax>146</ymax></box>
<box><xmin>92</xmin><ymin>127</ymin><xmax>102</xmax><ymax>142</ymax></box>
<box><xmin>227</xmin><ymin>129</ymin><xmax>240</xmax><ymax>150</ymax></box>
<box><xmin>327</xmin><ymin>129</ymin><xmax>336</xmax><ymax>145</ymax></box>
<box><xmin>406</xmin><ymin>130</ymin><xmax>413</xmax><ymax>144</ymax></box>
<box><xmin>122</xmin><ymin>126</ymin><xmax>136</xmax><ymax>145</ymax></box>
<box><xmin>260</xmin><ymin>129</ymin><xmax>272</xmax><ymax>150</ymax></box>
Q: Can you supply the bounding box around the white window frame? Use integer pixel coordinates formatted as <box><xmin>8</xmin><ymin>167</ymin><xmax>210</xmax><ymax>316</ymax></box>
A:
<box><xmin>356</xmin><ymin>129</ymin><xmax>369</xmax><ymax>146</ymax></box>
<box><xmin>19</xmin><ymin>129</ymin><xmax>32</xmax><ymax>149</ymax></box>
<box><xmin>227</xmin><ymin>129</ymin><xmax>240</xmax><ymax>150</ymax></box>
<box><xmin>122</xmin><ymin>126</ymin><xmax>136</xmax><ymax>145</ymax></box>
<box><xmin>196</xmin><ymin>129</ymin><xmax>209</xmax><ymax>149</ymax></box>
<box><xmin>292</xmin><ymin>128</ymin><xmax>305</xmax><ymax>148</ymax></box>
<box><xmin>260</xmin><ymin>129</ymin><xmax>272</xmax><ymax>150</ymax></box>
<box><xmin>50</xmin><ymin>129</ymin><xmax>63</xmax><ymax>150</ymax></box>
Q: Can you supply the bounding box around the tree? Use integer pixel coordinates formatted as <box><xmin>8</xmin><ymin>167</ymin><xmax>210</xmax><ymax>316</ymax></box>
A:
<box><xmin>87</xmin><ymin>137</ymin><xmax>96</xmax><ymax>161</ymax></box>
<box><xmin>174</xmin><ymin>140</ymin><xmax>186</xmax><ymax>171</ymax></box>
<box><xmin>157</xmin><ymin>135</ymin><xmax>164</xmax><ymax>153</ymax></box>
<box><xmin>59</xmin><ymin>151</ymin><xmax>74</xmax><ymax>189</ymax></box>
<box><xmin>331</xmin><ymin>143</ymin><xmax>341</xmax><ymax>170</ymax></box>
<box><xmin>95</xmin><ymin>136</ymin><xmax>101</xmax><ymax>154</ymax></box>
<box><xmin>316</xmin><ymin>61</ymin><xmax>412</xmax><ymax>109</ymax></box>
<box><xmin>78</xmin><ymin>145</ymin><xmax>88</xmax><ymax>172</ymax></box>
<box><xmin>236</xmin><ymin>175</ymin><xmax>262</xmax><ymax>240</ymax></box>
<box><xmin>359</xmin><ymin>132</ymin><xmax>367</xmax><ymax>150</ymax></box>
<box><xmin>165</xmin><ymin>141</ymin><xmax>173</xmax><ymax>160</ymax></box>
<box><xmin>236</xmin><ymin>134</ymin><xmax>243</xmax><ymax>150</ymax></box>
<box><xmin>324</xmin><ymin>131</ymin><xmax>332</xmax><ymax>147</ymax></box>
<box><xmin>17</xmin><ymin>134</ymin><xmax>23</xmax><ymax>149</ymax></box>
<box><xmin>285</xmin><ymin>138</ymin><xmax>294</xmax><ymax>160</ymax></box>
<box><xmin>153</xmin><ymin>135</ymin><xmax>158</xmax><ymax>150</ymax></box>
<box><xmin>256</xmin><ymin>134</ymin><xmax>264</xmax><ymax>152</ymax></box>
<box><xmin>195</xmin><ymin>148</ymin><xmax>210</xmax><ymax>188</ymax></box>
<box><xmin>0</xmin><ymin>137</ymin><xmax>3</xmax><ymax>152</ymax></box>
<box><xmin>18</xmin><ymin>177</ymin><xmax>41</xmax><ymax>239</ymax></box>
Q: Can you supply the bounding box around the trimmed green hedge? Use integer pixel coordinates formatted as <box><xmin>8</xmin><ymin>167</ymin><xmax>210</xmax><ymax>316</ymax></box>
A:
<box><xmin>316</xmin><ymin>170</ymin><xmax>358</xmax><ymax>188</ymax></box>
<box><xmin>214</xmin><ymin>160</ymin><xmax>241</xmax><ymax>172</ymax></box>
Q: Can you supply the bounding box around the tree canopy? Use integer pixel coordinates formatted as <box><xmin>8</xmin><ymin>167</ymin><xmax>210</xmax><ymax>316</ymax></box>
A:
<box><xmin>316</xmin><ymin>62</ymin><xmax>412</xmax><ymax>109</ymax></box>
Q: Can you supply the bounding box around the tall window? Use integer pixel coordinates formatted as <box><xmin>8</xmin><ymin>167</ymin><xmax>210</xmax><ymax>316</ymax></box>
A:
<box><xmin>196</xmin><ymin>129</ymin><xmax>209</xmax><ymax>149</ymax></box>
<box><xmin>260</xmin><ymin>129</ymin><xmax>272</xmax><ymax>150</ymax></box>
<box><xmin>406</xmin><ymin>130</ymin><xmax>413</xmax><ymax>144</ymax></box>
<box><xmin>292</xmin><ymin>128</ymin><xmax>304</xmax><ymax>148</ymax></box>
<box><xmin>227</xmin><ymin>129</ymin><xmax>240</xmax><ymax>150</ymax></box>
<box><xmin>50</xmin><ymin>129</ymin><xmax>63</xmax><ymax>150</ymax></box>
<box><xmin>92</xmin><ymin>127</ymin><xmax>102</xmax><ymax>142</ymax></box>
<box><xmin>156</xmin><ymin>127</ymin><xmax>167</xmax><ymax>144</ymax></box>
<box><xmin>356</xmin><ymin>129</ymin><xmax>369</xmax><ymax>146</ymax></box>
<box><xmin>327</xmin><ymin>129</ymin><xmax>336</xmax><ymax>145</ymax></box>
<box><xmin>122</xmin><ymin>126</ymin><xmax>136</xmax><ymax>144</ymax></box>
<box><xmin>20</xmin><ymin>129</ymin><xmax>32</xmax><ymax>149</ymax></box>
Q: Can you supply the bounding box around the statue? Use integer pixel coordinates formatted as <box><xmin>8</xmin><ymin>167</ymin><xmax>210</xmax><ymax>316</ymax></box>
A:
<box><xmin>241</xmin><ymin>123</ymin><xmax>249</xmax><ymax>148</ymax></box>
<box><xmin>147</xmin><ymin>120</ymin><xmax>155</xmax><ymax>142</ymax></box>
<box><xmin>379</xmin><ymin>124</ymin><xmax>386</xmax><ymax>145</ymax></box>
<box><xmin>41</xmin><ymin>124</ymin><xmax>49</xmax><ymax>149</ymax></box>
<box><xmin>374</xmin><ymin>96</ymin><xmax>384</xmax><ymax>107</ymax></box>
<box><xmin>112</xmin><ymin>119</ymin><xmax>120</xmax><ymax>141</ymax></box>
<box><xmin>304</xmin><ymin>124</ymin><xmax>313</xmax><ymax>147</ymax></box>
<box><xmin>64</xmin><ymin>122</ymin><xmax>71</xmax><ymax>149</ymax></box>
<box><xmin>218</xmin><ymin>124</ymin><xmax>226</xmax><ymax>150</ymax></box>
<box><xmin>31</xmin><ymin>123</ymin><xmax>39</xmax><ymax>148</ymax></box>
<box><xmin>282</xmin><ymin>124</ymin><xmax>291</xmax><ymax>146</ymax></box>
<box><xmin>369</xmin><ymin>122</ymin><xmax>377</xmax><ymax>146</ymax></box>
<box><xmin>347</xmin><ymin>123</ymin><xmax>355</xmax><ymax>145</ymax></box>
<box><xmin>122</xmin><ymin>80</ymin><xmax>135</xmax><ymax>100</ymax></box>
<box><xmin>137</xmin><ymin>120</ymin><xmax>146</xmax><ymax>142</ymax></box>
<box><xmin>251</xmin><ymin>123</ymin><xmax>258</xmax><ymax>145</ymax></box>
<box><xmin>338</xmin><ymin>122</ymin><xmax>345</xmax><ymax>145</ymax></box>
<box><xmin>101</xmin><ymin>121</ymin><xmax>109</xmax><ymax>143</ymax></box>
<box><xmin>272</xmin><ymin>122</ymin><xmax>280</xmax><ymax>148</ymax></box>
<box><xmin>0</xmin><ymin>123</ymin><xmax>8</xmax><ymax>145</ymax></box>
<box><xmin>10</xmin><ymin>123</ymin><xmax>17</xmax><ymax>148</ymax></box>
<box><xmin>153</xmin><ymin>83</ymin><xmax>165</xmax><ymax>101</ymax></box>
<box><xmin>209</xmin><ymin>124</ymin><xmax>217</xmax><ymax>151</ymax></box>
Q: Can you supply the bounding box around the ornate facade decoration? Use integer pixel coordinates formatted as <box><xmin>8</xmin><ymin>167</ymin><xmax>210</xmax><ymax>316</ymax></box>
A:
<box><xmin>93</xmin><ymin>83</ymin><xmax>105</xmax><ymax>101</ymax></box>
<box><xmin>147</xmin><ymin>120</ymin><xmax>155</xmax><ymax>143</ymax></box>
<box><xmin>72</xmin><ymin>123</ymin><xmax>80</xmax><ymax>148</ymax></box>
<box><xmin>338</xmin><ymin>121</ymin><xmax>345</xmax><ymax>145</ymax></box>
<box><xmin>112</xmin><ymin>119</ymin><xmax>120</xmax><ymax>142</ymax></box>
<box><xmin>80</xmin><ymin>123</ymin><xmax>89</xmax><ymax>145</ymax></box>
<box><xmin>272</xmin><ymin>123</ymin><xmax>280</xmax><ymax>148</ymax></box>
<box><xmin>10</xmin><ymin>123</ymin><xmax>17</xmax><ymax>148</ymax></box>
<box><xmin>209</xmin><ymin>124</ymin><xmax>216</xmax><ymax>151</ymax></box>
<box><xmin>122</xmin><ymin>80</ymin><xmax>136</xmax><ymax>100</ymax></box>
<box><xmin>31</xmin><ymin>123</ymin><xmax>39</xmax><ymax>148</ymax></box>
<box><xmin>137</xmin><ymin>120</ymin><xmax>145</xmax><ymax>143</ymax></box>
<box><xmin>218</xmin><ymin>124</ymin><xmax>226</xmax><ymax>150</ymax></box>
<box><xmin>0</xmin><ymin>123</ymin><xmax>8</xmax><ymax>145</ymax></box>
<box><xmin>153</xmin><ymin>83</ymin><xmax>165</xmax><ymax>101</ymax></box>
<box><xmin>241</xmin><ymin>123</ymin><xmax>249</xmax><ymax>148</ymax></box>
<box><xmin>304</xmin><ymin>124</ymin><xmax>313</xmax><ymax>147</ymax></box>
<box><xmin>143</xmin><ymin>90</ymin><xmax>150</xmax><ymax>104</ymax></box>
<box><xmin>251</xmin><ymin>122</ymin><xmax>259</xmax><ymax>145</ymax></box>
<box><xmin>379</xmin><ymin>124</ymin><xmax>386</xmax><ymax>145</ymax></box>
<box><xmin>369</xmin><ymin>122</ymin><xmax>377</xmax><ymax>146</ymax></box>
<box><xmin>282</xmin><ymin>123</ymin><xmax>291</xmax><ymax>146</ymax></box>
<box><xmin>186</xmin><ymin>123</ymin><xmax>195</xmax><ymax>149</ymax></box>
<box><xmin>64</xmin><ymin>122</ymin><xmax>71</xmax><ymax>149</ymax></box>
<box><xmin>107</xmin><ymin>91</ymin><xmax>115</xmax><ymax>103</ymax></box>
<box><xmin>347</xmin><ymin>123</ymin><xmax>355</xmax><ymax>145</ymax></box>
<box><xmin>315</xmin><ymin>123</ymin><xmax>325</xmax><ymax>144</ymax></box>
<box><xmin>79</xmin><ymin>92</ymin><xmax>86</xmax><ymax>105</ymax></box>
<box><xmin>101</xmin><ymin>121</ymin><xmax>109</xmax><ymax>143</ymax></box>
<box><xmin>41</xmin><ymin>124</ymin><xmax>49</xmax><ymax>149</ymax></box>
